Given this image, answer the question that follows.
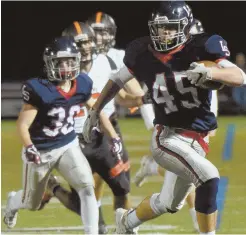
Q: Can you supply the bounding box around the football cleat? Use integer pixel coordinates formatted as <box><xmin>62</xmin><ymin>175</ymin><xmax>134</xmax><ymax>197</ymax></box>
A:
<box><xmin>133</xmin><ymin>155</ymin><xmax>154</xmax><ymax>187</ymax></box>
<box><xmin>3</xmin><ymin>191</ymin><xmax>18</xmax><ymax>229</ymax></box>
<box><xmin>115</xmin><ymin>208</ymin><xmax>139</xmax><ymax>234</ymax></box>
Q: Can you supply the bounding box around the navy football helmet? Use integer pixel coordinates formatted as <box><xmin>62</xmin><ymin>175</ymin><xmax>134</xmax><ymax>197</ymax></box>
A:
<box><xmin>149</xmin><ymin>1</ymin><xmax>193</xmax><ymax>52</ymax></box>
<box><xmin>62</xmin><ymin>22</ymin><xmax>95</xmax><ymax>62</ymax></box>
<box><xmin>190</xmin><ymin>18</ymin><xmax>204</xmax><ymax>35</ymax></box>
<box><xmin>87</xmin><ymin>12</ymin><xmax>117</xmax><ymax>53</ymax></box>
<box><xmin>43</xmin><ymin>36</ymin><xmax>81</xmax><ymax>81</ymax></box>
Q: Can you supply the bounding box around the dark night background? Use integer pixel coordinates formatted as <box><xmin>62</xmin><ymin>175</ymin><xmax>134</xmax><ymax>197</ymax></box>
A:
<box><xmin>2</xmin><ymin>1</ymin><xmax>246</xmax><ymax>81</ymax></box>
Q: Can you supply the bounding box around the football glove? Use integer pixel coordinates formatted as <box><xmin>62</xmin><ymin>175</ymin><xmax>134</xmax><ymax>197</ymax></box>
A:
<box><xmin>111</xmin><ymin>137</ymin><xmax>123</xmax><ymax>160</ymax></box>
<box><xmin>83</xmin><ymin>108</ymin><xmax>100</xmax><ymax>143</ymax></box>
<box><xmin>25</xmin><ymin>144</ymin><xmax>41</xmax><ymax>164</ymax></box>
<box><xmin>187</xmin><ymin>62</ymin><xmax>213</xmax><ymax>87</ymax></box>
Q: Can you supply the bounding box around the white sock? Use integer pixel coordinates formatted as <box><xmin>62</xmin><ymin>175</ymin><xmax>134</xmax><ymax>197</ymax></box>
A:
<box><xmin>78</xmin><ymin>186</ymin><xmax>99</xmax><ymax>234</ymax></box>
<box><xmin>200</xmin><ymin>231</ymin><xmax>215</xmax><ymax>235</ymax></box>
<box><xmin>10</xmin><ymin>190</ymin><xmax>25</xmax><ymax>211</ymax></box>
<box><xmin>189</xmin><ymin>207</ymin><xmax>199</xmax><ymax>231</ymax></box>
<box><xmin>125</xmin><ymin>209</ymin><xmax>142</xmax><ymax>229</ymax></box>
<box><xmin>149</xmin><ymin>160</ymin><xmax>159</xmax><ymax>175</ymax></box>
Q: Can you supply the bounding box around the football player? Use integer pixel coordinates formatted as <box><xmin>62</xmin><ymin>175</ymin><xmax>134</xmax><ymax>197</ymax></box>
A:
<box><xmin>83</xmin><ymin>1</ymin><xmax>246</xmax><ymax>234</ymax></box>
<box><xmin>133</xmin><ymin>18</ymin><xmax>219</xmax><ymax>232</ymax></box>
<box><xmin>87</xmin><ymin>13</ymin><xmax>153</xmax><ymax>224</ymax></box>
<box><xmin>41</xmin><ymin>22</ymin><xmax>133</xmax><ymax>234</ymax></box>
<box><xmin>3</xmin><ymin>36</ymin><xmax>121</xmax><ymax>234</ymax></box>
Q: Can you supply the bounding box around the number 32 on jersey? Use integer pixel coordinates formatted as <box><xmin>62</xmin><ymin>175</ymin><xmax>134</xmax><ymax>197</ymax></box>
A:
<box><xmin>153</xmin><ymin>72</ymin><xmax>201</xmax><ymax>114</ymax></box>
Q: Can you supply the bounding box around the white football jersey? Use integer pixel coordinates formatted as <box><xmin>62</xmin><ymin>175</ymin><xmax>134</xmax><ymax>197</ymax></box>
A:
<box><xmin>107</xmin><ymin>48</ymin><xmax>125</xmax><ymax>69</ymax></box>
<box><xmin>74</xmin><ymin>54</ymin><xmax>116</xmax><ymax>134</ymax></box>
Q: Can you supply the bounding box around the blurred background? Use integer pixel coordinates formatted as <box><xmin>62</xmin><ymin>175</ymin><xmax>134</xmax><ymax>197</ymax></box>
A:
<box><xmin>1</xmin><ymin>1</ymin><xmax>246</xmax><ymax>234</ymax></box>
<box><xmin>2</xmin><ymin>1</ymin><xmax>246</xmax><ymax>118</ymax></box>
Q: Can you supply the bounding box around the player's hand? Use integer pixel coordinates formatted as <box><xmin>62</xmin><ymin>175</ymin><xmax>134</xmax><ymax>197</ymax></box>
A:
<box><xmin>187</xmin><ymin>62</ymin><xmax>213</xmax><ymax>86</ymax></box>
<box><xmin>83</xmin><ymin>108</ymin><xmax>99</xmax><ymax>143</ymax></box>
<box><xmin>25</xmin><ymin>144</ymin><xmax>41</xmax><ymax>164</ymax></box>
<box><xmin>111</xmin><ymin>137</ymin><xmax>123</xmax><ymax>160</ymax></box>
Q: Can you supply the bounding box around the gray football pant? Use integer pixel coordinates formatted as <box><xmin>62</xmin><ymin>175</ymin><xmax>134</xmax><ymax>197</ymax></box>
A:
<box><xmin>150</xmin><ymin>125</ymin><xmax>219</xmax><ymax>214</ymax></box>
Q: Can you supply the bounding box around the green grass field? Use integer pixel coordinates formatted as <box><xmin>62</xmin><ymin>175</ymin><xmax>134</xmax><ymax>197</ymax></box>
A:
<box><xmin>1</xmin><ymin>117</ymin><xmax>246</xmax><ymax>234</ymax></box>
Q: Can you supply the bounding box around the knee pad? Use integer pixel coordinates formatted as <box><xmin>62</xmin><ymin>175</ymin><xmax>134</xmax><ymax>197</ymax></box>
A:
<box><xmin>150</xmin><ymin>193</ymin><xmax>181</xmax><ymax>215</ymax></box>
<box><xmin>195</xmin><ymin>177</ymin><xmax>219</xmax><ymax>214</ymax></box>
<box><xmin>149</xmin><ymin>193</ymin><xmax>168</xmax><ymax>215</ymax></box>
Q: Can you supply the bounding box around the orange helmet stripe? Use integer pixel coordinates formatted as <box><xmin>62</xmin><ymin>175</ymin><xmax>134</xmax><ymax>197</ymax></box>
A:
<box><xmin>73</xmin><ymin>21</ymin><xmax>83</xmax><ymax>35</ymax></box>
<box><xmin>96</xmin><ymin>12</ymin><xmax>102</xmax><ymax>23</ymax></box>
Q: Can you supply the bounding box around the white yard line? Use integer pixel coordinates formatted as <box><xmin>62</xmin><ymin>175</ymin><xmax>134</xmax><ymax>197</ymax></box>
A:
<box><xmin>2</xmin><ymin>224</ymin><xmax>175</xmax><ymax>233</ymax></box>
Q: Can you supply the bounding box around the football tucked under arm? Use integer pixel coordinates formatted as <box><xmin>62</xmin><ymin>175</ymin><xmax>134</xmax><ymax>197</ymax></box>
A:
<box><xmin>195</xmin><ymin>61</ymin><xmax>224</xmax><ymax>90</ymax></box>
<box><xmin>187</xmin><ymin>60</ymin><xmax>246</xmax><ymax>89</ymax></box>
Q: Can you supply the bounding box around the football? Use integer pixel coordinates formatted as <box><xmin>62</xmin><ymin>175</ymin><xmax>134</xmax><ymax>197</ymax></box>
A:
<box><xmin>196</xmin><ymin>61</ymin><xmax>224</xmax><ymax>90</ymax></box>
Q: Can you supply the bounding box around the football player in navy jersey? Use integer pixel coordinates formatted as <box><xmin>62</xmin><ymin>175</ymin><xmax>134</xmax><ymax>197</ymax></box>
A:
<box><xmin>83</xmin><ymin>1</ymin><xmax>246</xmax><ymax>234</ymax></box>
<box><xmin>3</xmin><ymin>36</ymin><xmax>121</xmax><ymax>234</ymax></box>
<box><xmin>39</xmin><ymin>22</ymin><xmax>131</xmax><ymax>234</ymax></box>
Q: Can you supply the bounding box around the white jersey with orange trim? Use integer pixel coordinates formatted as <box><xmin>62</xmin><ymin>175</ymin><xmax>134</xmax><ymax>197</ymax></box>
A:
<box><xmin>107</xmin><ymin>48</ymin><xmax>125</xmax><ymax>69</ymax></box>
<box><xmin>108</xmin><ymin>47</ymin><xmax>157</xmax><ymax>131</ymax></box>
<box><xmin>74</xmin><ymin>54</ymin><xmax>116</xmax><ymax>134</ymax></box>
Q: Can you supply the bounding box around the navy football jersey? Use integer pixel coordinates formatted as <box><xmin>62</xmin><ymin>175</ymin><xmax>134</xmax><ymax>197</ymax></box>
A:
<box><xmin>21</xmin><ymin>73</ymin><xmax>92</xmax><ymax>150</ymax></box>
<box><xmin>124</xmin><ymin>34</ymin><xmax>230</xmax><ymax>132</ymax></box>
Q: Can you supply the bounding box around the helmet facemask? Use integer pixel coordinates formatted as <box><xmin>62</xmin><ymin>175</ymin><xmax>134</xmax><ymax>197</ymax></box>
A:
<box><xmin>75</xmin><ymin>37</ymin><xmax>94</xmax><ymax>62</ymax></box>
<box><xmin>91</xmin><ymin>23</ymin><xmax>116</xmax><ymax>53</ymax></box>
<box><xmin>44</xmin><ymin>53</ymin><xmax>81</xmax><ymax>81</ymax></box>
<box><xmin>149</xmin><ymin>16</ymin><xmax>189</xmax><ymax>52</ymax></box>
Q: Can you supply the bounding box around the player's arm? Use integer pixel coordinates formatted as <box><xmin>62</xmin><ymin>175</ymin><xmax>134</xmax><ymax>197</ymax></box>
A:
<box><xmin>210</xmin><ymin>60</ymin><xmax>246</xmax><ymax>86</ymax></box>
<box><xmin>17</xmin><ymin>83</ymin><xmax>41</xmax><ymax>164</ymax></box>
<box><xmin>187</xmin><ymin>35</ymin><xmax>246</xmax><ymax>87</ymax></box>
<box><xmin>115</xmin><ymin>78</ymin><xmax>146</xmax><ymax>108</ymax></box>
<box><xmin>85</xmin><ymin>97</ymin><xmax>119</xmax><ymax>139</ymax></box>
<box><xmin>115</xmin><ymin>89</ymin><xmax>144</xmax><ymax>108</ymax></box>
<box><xmin>17</xmin><ymin>103</ymin><xmax>38</xmax><ymax>147</ymax></box>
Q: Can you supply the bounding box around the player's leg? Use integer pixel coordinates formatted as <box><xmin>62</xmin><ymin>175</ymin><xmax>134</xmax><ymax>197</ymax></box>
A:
<box><xmin>115</xmin><ymin>125</ymin><xmax>219</xmax><ymax>234</ymax></box>
<box><xmin>186</xmin><ymin>185</ymin><xmax>199</xmax><ymax>232</ymax></box>
<box><xmin>153</xmin><ymin>126</ymin><xmax>219</xmax><ymax>234</ymax></box>
<box><xmin>93</xmin><ymin>172</ymin><xmax>107</xmax><ymax>233</ymax></box>
<box><xmin>87</xmin><ymin>133</ymin><xmax>130</xmax><ymax>210</ymax></box>
<box><xmin>4</xmin><ymin>150</ymin><xmax>52</xmax><ymax>228</ymax></box>
<box><xmin>134</xmin><ymin>155</ymin><xmax>199</xmax><ymax>232</ymax></box>
<box><xmin>56</xmin><ymin>143</ymin><xmax>98</xmax><ymax>234</ymax></box>
<box><xmin>134</xmin><ymin>155</ymin><xmax>160</xmax><ymax>187</ymax></box>
<box><xmin>110</xmin><ymin>115</ymin><xmax>131</xmax><ymax>183</ymax></box>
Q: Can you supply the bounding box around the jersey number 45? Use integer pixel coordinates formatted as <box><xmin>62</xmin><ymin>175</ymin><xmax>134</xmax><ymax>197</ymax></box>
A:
<box><xmin>153</xmin><ymin>72</ymin><xmax>201</xmax><ymax>114</ymax></box>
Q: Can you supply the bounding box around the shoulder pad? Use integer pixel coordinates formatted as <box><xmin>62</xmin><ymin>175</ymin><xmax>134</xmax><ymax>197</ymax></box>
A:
<box><xmin>205</xmin><ymin>34</ymin><xmax>230</xmax><ymax>58</ymax></box>
<box><xmin>124</xmin><ymin>36</ymin><xmax>151</xmax><ymax>69</ymax></box>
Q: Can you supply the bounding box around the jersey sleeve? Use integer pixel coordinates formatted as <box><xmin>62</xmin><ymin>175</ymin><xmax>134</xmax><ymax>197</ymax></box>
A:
<box><xmin>21</xmin><ymin>82</ymin><xmax>42</xmax><ymax>108</ymax></box>
<box><xmin>123</xmin><ymin>40</ymin><xmax>139</xmax><ymax>73</ymax></box>
<box><xmin>204</xmin><ymin>35</ymin><xmax>231</xmax><ymax>61</ymax></box>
